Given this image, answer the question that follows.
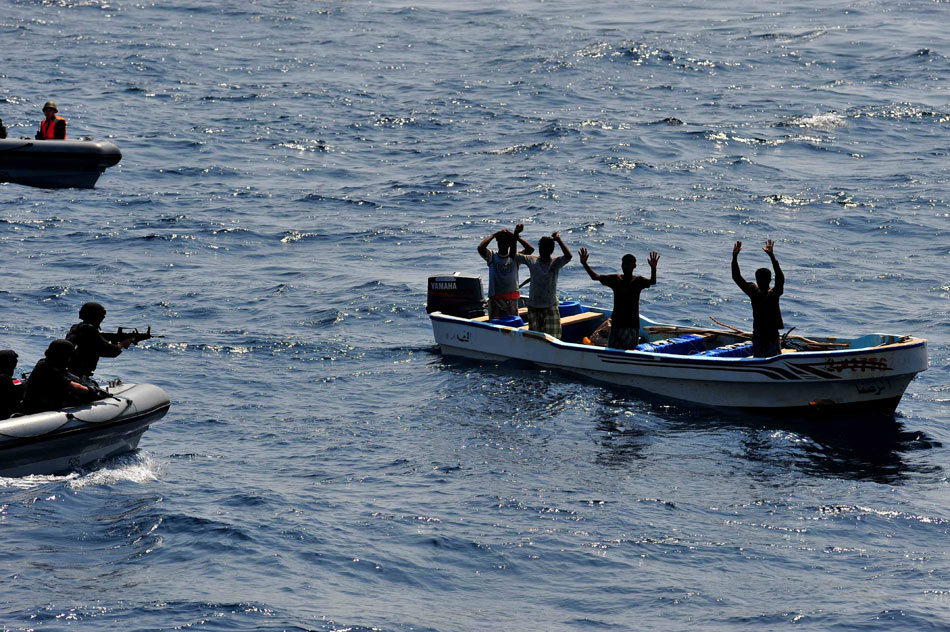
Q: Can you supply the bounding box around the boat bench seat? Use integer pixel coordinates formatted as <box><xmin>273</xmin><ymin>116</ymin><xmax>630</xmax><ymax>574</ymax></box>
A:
<box><xmin>472</xmin><ymin>307</ymin><xmax>529</xmax><ymax>322</ymax></box>
<box><xmin>472</xmin><ymin>309</ymin><xmax>604</xmax><ymax>326</ymax></box>
<box><xmin>560</xmin><ymin>311</ymin><xmax>605</xmax><ymax>326</ymax></box>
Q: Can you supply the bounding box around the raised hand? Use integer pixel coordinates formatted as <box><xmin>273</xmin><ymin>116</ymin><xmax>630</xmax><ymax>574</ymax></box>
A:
<box><xmin>579</xmin><ymin>247</ymin><xmax>590</xmax><ymax>264</ymax></box>
<box><xmin>514</xmin><ymin>223</ymin><xmax>524</xmax><ymax>235</ymax></box>
<box><xmin>733</xmin><ymin>241</ymin><xmax>742</xmax><ymax>257</ymax></box>
<box><xmin>551</xmin><ymin>231</ymin><xmax>560</xmax><ymax>240</ymax></box>
<box><xmin>648</xmin><ymin>251</ymin><xmax>659</xmax><ymax>267</ymax></box>
<box><xmin>762</xmin><ymin>239</ymin><xmax>775</xmax><ymax>256</ymax></box>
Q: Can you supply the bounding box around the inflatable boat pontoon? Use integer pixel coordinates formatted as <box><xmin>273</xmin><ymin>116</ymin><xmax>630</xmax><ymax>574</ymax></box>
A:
<box><xmin>0</xmin><ymin>382</ymin><xmax>170</xmax><ymax>477</ymax></box>
<box><xmin>0</xmin><ymin>138</ymin><xmax>122</xmax><ymax>189</ymax></box>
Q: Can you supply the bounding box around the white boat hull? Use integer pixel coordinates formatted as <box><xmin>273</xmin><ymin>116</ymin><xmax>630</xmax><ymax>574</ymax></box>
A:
<box><xmin>0</xmin><ymin>383</ymin><xmax>170</xmax><ymax>477</ymax></box>
<box><xmin>430</xmin><ymin>312</ymin><xmax>927</xmax><ymax>413</ymax></box>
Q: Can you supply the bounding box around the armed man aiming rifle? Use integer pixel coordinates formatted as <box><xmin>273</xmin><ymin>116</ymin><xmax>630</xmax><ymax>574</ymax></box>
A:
<box><xmin>65</xmin><ymin>302</ymin><xmax>162</xmax><ymax>384</ymax></box>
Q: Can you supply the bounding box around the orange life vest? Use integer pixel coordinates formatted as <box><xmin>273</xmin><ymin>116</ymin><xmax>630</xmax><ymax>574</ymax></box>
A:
<box><xmin>39</xmin><ymin>115</ymin><xmax>66</xmax><ymax>140</ymax></box>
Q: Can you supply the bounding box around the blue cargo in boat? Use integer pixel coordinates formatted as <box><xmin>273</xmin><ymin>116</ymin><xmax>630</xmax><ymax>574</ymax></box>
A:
<box><xmin>636</xmin><ymin>334</ymin><xmax>706</xmax><ymax>355</ymax></box>
<box><xmin>489</xmin><ymin>315</ymin><xmax>524</xmax><ymax>327</ymax></box>
<box><xmin>558</xmin><ymin>301</ymin><xmax>584</xmax><ymax>317</ymax></box>
<box><xmin>697</xmin><ymin>342</ymin><xmax>754</xmax><ymax>358</ymax></box>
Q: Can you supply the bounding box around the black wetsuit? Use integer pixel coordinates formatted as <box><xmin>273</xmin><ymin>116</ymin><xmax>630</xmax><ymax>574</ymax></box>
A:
<box><xmin>0</xmin><ymin>350</ymin><xmax>22</xmax><ymax>419</ymax></box>
<box><xmin>66</xmin><ymin>322</ymin><xmax>122</xmax><ymax>378</ymax></box>
<box><xmin>19</xmin><ymin>359</ymin><xmax>78</xmax><ymax>414</ymax></box>
<box><xmin>0</xmin><ymin>375</ymin><xmax>23</xmax><ymax>419</ymax></box>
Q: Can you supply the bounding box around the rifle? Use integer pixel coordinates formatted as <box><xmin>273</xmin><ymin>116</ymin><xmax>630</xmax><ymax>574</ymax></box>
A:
<box><xmin>101</xmin><ymin>326</ymin><xmax>163</xmax><ymax>346</ymax></box>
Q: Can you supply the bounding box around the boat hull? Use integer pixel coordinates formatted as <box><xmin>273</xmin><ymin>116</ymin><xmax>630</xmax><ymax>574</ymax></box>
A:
<box><xmin>431</xmin><ymin>313</ymin><xmax>927</xmax><ymax>413</ymax></box>
<box><xmin>0</xmin><ymin>383</ymin><xmax>169</xmax><ymax>477</ymax></box>
<box><xmin>0</xmin><ymin>139</ymin><xmax>122</xmax><ymax>189</ymax></box>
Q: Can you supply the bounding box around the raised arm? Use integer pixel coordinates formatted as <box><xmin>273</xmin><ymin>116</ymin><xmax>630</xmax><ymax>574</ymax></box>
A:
<box><xmin>513</xmin><ymin>224</ymin><xmax>534</xmax><ymax>255</ymax></box>
<box><xmin>646</xmin><ymin>251</ymin><xmax>659</xmax><ymax>286</ymax></box>
<box><xmin>731</xmin><ymin>241</ymin><xmax>748</xmax><ymax>288</ymax></box>
<box><xmin>763</xmin><ymin>239</ymin><xmax>784</xmax><ymax>295</ymax></box>
<box><xmin>552</xmin><ymin>231</ymin><xmax>572</xmax><ymax>261</ymax></box>
<box><xmin>579</xmin><ymin>247</ymin><xmax>600</xmax><ymax>280</ymax></box>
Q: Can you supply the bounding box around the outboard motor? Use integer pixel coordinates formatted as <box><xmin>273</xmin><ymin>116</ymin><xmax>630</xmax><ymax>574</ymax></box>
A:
<box><xmin>426</xmin><ymin>273</ymin><xmax>486</xmax><ymax>318</ymax></box>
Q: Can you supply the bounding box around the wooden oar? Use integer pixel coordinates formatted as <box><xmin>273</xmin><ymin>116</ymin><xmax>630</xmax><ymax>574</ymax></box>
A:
<box><xmin>709</xmin><ymin>316</ymin><xmax>748</xmax><ymax>335</ymax></box>
<box><xmin>645</xmin><ymin>325</ymin><xmax>742</xmax><ymax>338</ymax></box>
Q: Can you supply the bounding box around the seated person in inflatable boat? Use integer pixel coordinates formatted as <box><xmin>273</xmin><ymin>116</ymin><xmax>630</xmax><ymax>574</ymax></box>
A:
<box><xmin>19</xmin><ymin>340</ymin><xmax>97</xmax><ymax>415</ymax></box>
<box><xmin>0</xmin><ymin>350</ymin><xmax>24</xmax><ymax>420</ymax></box>
<box><xmin>35</xmin><ymin>101</ymin><xmax>66</xmax><ymax>140</ymax></box>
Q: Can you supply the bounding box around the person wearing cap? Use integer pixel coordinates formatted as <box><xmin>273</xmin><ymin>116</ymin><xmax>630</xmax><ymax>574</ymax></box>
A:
<box><xmin>19</xmin><ymin>340</ymin><xmax>92</xmax><ymax>414</ymax></box>
<box><xmin>0</xmin><ymin>350</ymin><xmax>25</xmax><ymax>419</ymax></box>
<box><xmin>35</xmin><ymin>101</ymin><xmax>67</xmax><ymax>140</ymax></box>
<box><xmin>66</xmin><ymin>302</ymin><xmax>131</xmax><ymax>380</ymax></box>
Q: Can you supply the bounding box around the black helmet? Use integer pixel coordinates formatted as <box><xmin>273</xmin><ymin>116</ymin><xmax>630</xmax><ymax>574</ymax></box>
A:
<box><xmin>79</xmin><ymin>301</ymin><xmax>107</xmax><ymax>323</ymax></box>
<box><xmin>0</xmin><ymin>349</ymin><xmax>17</xmax><ymax>375</ymax></box>
<box><xmin>44</xmin><ymin>339</ymin><xmax>75</xmax><ymax>365</ymax></box>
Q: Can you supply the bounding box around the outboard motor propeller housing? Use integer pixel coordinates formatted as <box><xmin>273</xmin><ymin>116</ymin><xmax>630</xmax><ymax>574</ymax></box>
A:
<box><xmin>426</xmin><ymin>273</ymin><xmax>485</xmax><ymax>318</ymax></box>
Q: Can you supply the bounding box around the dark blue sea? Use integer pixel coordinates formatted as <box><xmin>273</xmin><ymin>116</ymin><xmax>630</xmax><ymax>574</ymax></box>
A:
<box><xmin>1</xmin><ymin>1</ymin><xmax>949</xmax><ymax>629</ymax></box>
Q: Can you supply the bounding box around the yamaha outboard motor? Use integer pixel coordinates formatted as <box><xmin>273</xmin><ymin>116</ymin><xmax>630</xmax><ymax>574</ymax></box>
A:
<box><xmin>426</xmin><ymin>273</ymin><xmax>486</xmax><ymax>318</ymax></box>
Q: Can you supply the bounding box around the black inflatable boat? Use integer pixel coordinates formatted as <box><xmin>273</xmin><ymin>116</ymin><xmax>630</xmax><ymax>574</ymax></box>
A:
<box><xmin>0</xmin><ymin>382</ymin><xmax>169</xmax><ymax>477</ymax></box>
<box><xmin>0</xmin><ymin>138</ymin><xmax>122</xmax><ymax>189</ymax></box>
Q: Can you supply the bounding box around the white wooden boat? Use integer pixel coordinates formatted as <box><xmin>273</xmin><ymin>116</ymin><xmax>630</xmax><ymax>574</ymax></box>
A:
<box><xmin>429</xmin><ymin>305</ymin><xmax>928</xmax><ymax>413</ymax></box>
<box><xmin>0</xmin><ymin>382</ymin><xmax>169</xmax><ymax>477</ymax></box>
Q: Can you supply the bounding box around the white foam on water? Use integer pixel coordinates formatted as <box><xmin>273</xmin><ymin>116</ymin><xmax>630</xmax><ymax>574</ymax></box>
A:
<box><xmin>787</xmin><ymin>111</ymin><xmax>847</xmax><ymax>130</ymax></box>
<box><xmin>0</xmin><ymin>471</ymin><xmax>79</xmax><ymax>490</ymax></box>
<box><xmin>68</xmin><ymin>454</ymin><xmax>160</xmax><ymax>489</ymax></box>
<box><xmin>0</xmin><ymin>454</ymin><xmax>160</xmax><ymax>489</ymax></box>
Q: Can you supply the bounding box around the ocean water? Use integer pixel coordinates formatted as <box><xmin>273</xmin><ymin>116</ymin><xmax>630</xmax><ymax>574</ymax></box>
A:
<box><xmin>1</xmin><ymin>0</ymin><xmax>949</xmax><ymax>630</ymax></box>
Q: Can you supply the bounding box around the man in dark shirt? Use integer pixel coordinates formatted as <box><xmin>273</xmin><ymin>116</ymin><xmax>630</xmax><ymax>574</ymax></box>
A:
<box><xmin>732</xmin><ymin>239</ymin><xmax>785</xmax><ymax>357</ymax></box>
<box><xmin>0</xmin><ymin>350</ymin><xmax>25</xmax><ymax>419</ymax></box>
<box><xmin>19</xmin><ymin>340</ymin><xmax>93</xmax><ymax>415</ymax></box>
<box><xmin>580</xmin><ymin>247</ymin><xmax>659</xmax><ymax>349</ymax></box>
<box><xmin>66</xmin><ymin>302</ymin><xmax>131</xmax><ymax>380</ymax></box>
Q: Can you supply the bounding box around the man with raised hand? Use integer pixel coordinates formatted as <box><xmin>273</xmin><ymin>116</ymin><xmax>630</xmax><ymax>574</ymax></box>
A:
<box><xmin>516</xmin><ymin>231</ymin><xmax>572</xmax><ymax>339</ymax></box>
<box><xmin>732</xmin><ymin>239</ymin><xmax>785</xmax><ymax>357</ymax></box>
<box><xmin>580</xmin><ymin>247</ymin><xmax>659</xmax><ymax>349</ymax></box>
<box><xmin>477</xmin><ymin>223</ymin><xmax>534</xmax><ymax>320</ymax></box>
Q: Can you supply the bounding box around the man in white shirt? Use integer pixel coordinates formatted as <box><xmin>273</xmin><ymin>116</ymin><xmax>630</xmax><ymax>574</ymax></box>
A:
<box><xmin>477</xmin><ymin>224</ymin><xmax>535</xmax><ymax>320</ymax></box>
<box><xmin>516</xmin><ymin>231</ymin><xmax>572</xmax><ymax>338</ymax></box>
